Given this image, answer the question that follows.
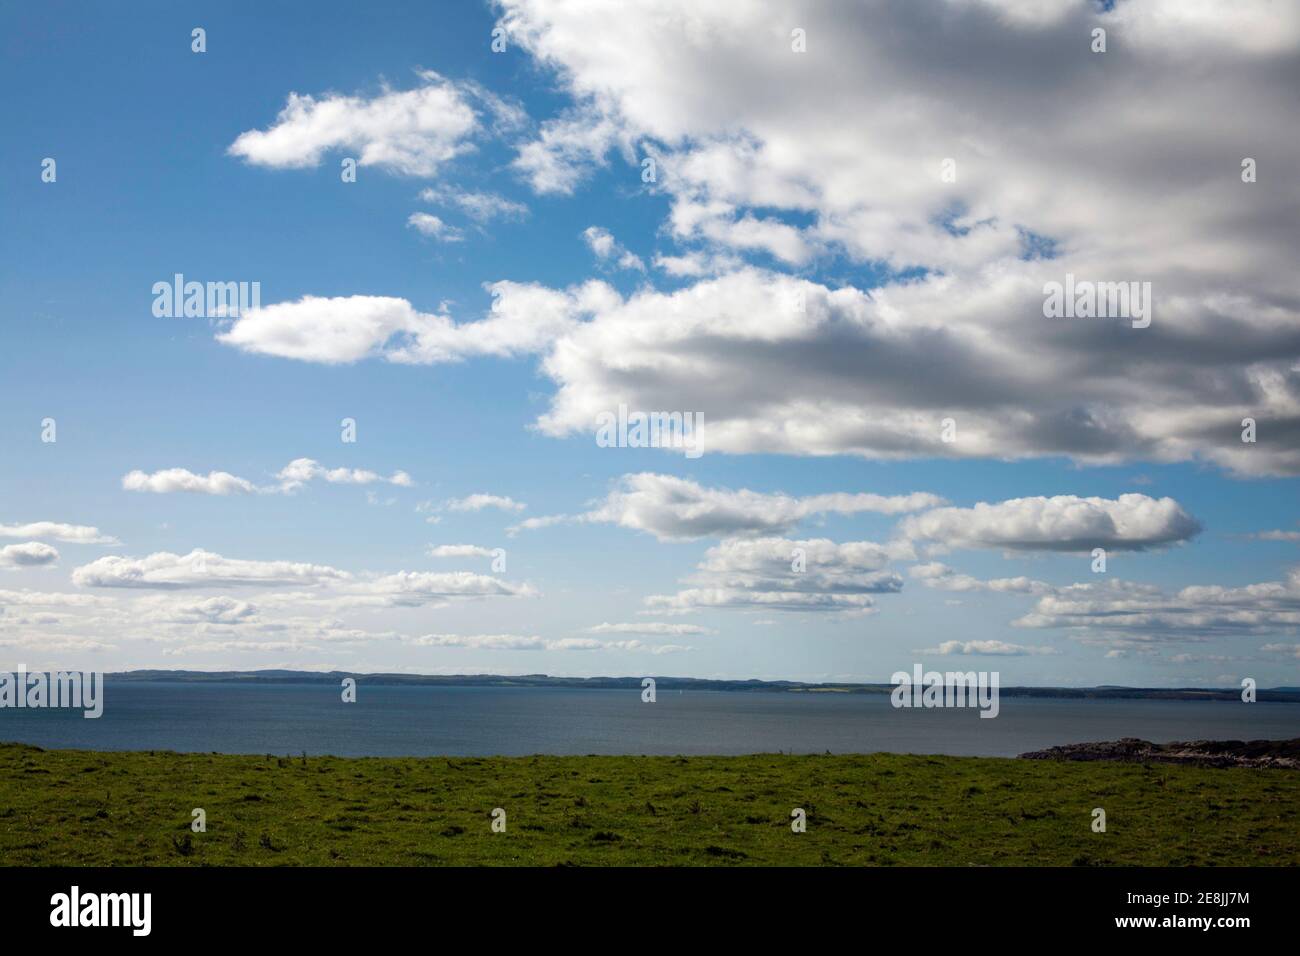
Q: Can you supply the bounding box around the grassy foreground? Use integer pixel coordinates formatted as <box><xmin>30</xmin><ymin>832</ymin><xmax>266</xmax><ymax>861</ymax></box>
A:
<box><xmin>1</xmin><ymin>742</ymin><xmax>1296</xmax><ymax>866</ymax></box>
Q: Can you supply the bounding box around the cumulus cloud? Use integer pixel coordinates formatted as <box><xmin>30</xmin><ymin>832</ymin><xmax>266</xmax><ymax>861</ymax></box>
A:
<box><xmin>408</xmin><ymin>633</ymin><xmax>546</xmax><ymax>650</ymax></box>
<box><xmin>512</xmin><ymin>270</ymin><xmax>1299</xmax><ymax>476</ymax></box>
<box><xmin>581</xmin><ymin>226</ymin><xmax>645</xmax><ymax>271</ymax></box>
<box><xmin>908</xmin><ymin>562</ymin><xmax>1053</xmax><ymax>594</ymax></box>
<box><xmin>511</xmin><ymin>111</ymin><xmax>623</xmax><ymax>194</ymax></box>
<box><xmin>0</xmin><ymin>634</ymin><xmax>117</xmax><ymax>654</ymax></box>
<box><xmin>123</xmin><ymin>468</ymin><xmax>257</xmax><ymax>495</ymax></box>
<box><xmin>500</xmin><ymin>0</ymin><xmax>1298</xmax><ymax>267</ymax></box>
<box><xmin>407</xmin><ymin>212</ymin><xmax>464</xmax><ymax>242</ymax></box>
<box><xmin>71</xmin><ymin>550</ymin><xmax>351</xmax><ymax>590</ymax></box>
<box><xmin>445</xmin><ymin>494</ymin><xmax>526</xmax><ymax>513</ymax></box>
<box><xmin>229</xmin><ymin>265</ymin><xmax>1300</xmax><ymax>476</ymax></box>
<box><xmin>122</xmin><ymin>460</ymin><xmax>412</xmax><ymax>496</ymax></box>
<box><xmin>134</xmin><ymin>594</ymin><xmax>261</xmax><ymax>626</ymax></box>
<box><xmin>8</xmin><ymin>549</ymin><xmax>535</xmax><ymax>661</ymax></box>
<box><xmin>427</xmin><ymin>544</ymin><xmax>496</xmax><ymax>559</ymax></box>
<box><xmin>0</xmin><ymin>522</ymin><xmax>116</xmax><ymax>544</ymax></box>
<box><xmin>652</xmin><ymin>249</ymin><xmax>742</xmax><ymax>278</ymax></box>
<box><xmin>645</xmin><ymin>536</ymin><xmax>903</xmax><ymax>615</ymax></box>
<box><xmin>218</xmin><ymin>296</ymin><xmax>434</xmax><ymax>365</ymax></box>
<box><xmin>508</xmin><ymin>515</ymin><xmax>572</xmax><ymax>535</ymax></box>
<box><xmin>480</xmin><ymin>0</ymin><xmax>1300</xmax><ymax>475</ymax></box>
<box><xmin>419</xmin><ymin>186</ymin><xmax>528</xmax><ymax>222</ymax></box>
<box><xmin>216</xmin><ymin>280</ymin><xmax>611</xmax><ymax>366</ymax></box>
<box><xmin>228</xmin><ymin>71</ymin><xmax>479</xmax><ymax>176</ymax></box>
<box><xmin>331</xmin><ymin>571</ymin><xmax>533</xmax><ymax>609</ymax></box>
<box><xmin>546</xmin><ymin>637</ymin><xmax>690</xmax><ymax>653</ymax></box>
<box><xmin>917</xmin><ymin>639</ymin><xmax>1059</xmax><ymax>656</ymax></box>
<box><xmin>584</xmin><ymin>621</ymin><xmax>712</xmax><ymax>636</ymax></box>
<box><xmin>0</xmin><ymin>542</ymin><xmax>59</xmax><ymax>569</ymax></box>
<box><xmin>1013</xmin><ymin>568</ymin><xmax>1300</xmax><ymax>644</ymax></box>
<box><xmin>900</xmin><ymin>495</ymin><xmax>1201</xmax><ymax>553</ymax></box>
<box><xmin>0</xmin><ymin>589</ymin><xmax>99</xmax><ymax>608</ymax></box>
<box><xmin>407</xmin><ymin>632</ymin><xmax>688</xmax><ymax>653</ymax></box>
<box><xmin>515</xmin><ymin>472</ymin><xmax>941</xmax><ymax>541</ymax></box>
<box><xmin>159</xmin><ymin>640</ymin><xmax>316</xmax><ymax>656</ymax></box>
<box><xmin>215</xmin><ymin>2</ymin><xmax>1300</xmax><ymax>476</ymax></box>
<box><xmin>274</xmin><ymin>459</ymin><xmax>413</xmax><ymax>492</ymax></box>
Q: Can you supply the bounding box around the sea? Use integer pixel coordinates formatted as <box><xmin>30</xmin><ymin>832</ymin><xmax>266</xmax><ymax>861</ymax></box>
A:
<box><xmin>1</xmin><ymin>681</ymin><xmax>1296</xmax><ymax>757</ymax></box>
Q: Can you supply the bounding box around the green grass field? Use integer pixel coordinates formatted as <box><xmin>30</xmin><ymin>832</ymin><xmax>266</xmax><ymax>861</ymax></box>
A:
<box><xmin>1</xmin><ymin>742</ymin><xmax>1295</xmax><ymax>866</ymax></box>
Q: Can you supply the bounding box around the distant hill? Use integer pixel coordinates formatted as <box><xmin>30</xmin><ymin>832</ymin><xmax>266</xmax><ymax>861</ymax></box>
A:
<box><xmin>100</xmin><ymin>669</ymin><xmax>1300</xmax><ymax>703</ymax></box>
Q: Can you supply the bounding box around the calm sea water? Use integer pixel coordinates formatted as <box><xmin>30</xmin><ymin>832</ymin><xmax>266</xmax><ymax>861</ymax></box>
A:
<box><xmin>0</xmin><ymin>681</ymin><xmax>1295</xmax><ymax>757</ymax></box>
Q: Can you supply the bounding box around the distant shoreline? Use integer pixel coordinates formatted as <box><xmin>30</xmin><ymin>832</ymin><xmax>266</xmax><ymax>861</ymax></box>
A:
<box><xmin>1021</xmin><ymin>737</ymin><xmax>1300</xmax><ymax>769</ymax></box>
<box><xmin>98</xmin><ymin>669</ymin><xmax>1300</xmax><ymax>703</ymax></box>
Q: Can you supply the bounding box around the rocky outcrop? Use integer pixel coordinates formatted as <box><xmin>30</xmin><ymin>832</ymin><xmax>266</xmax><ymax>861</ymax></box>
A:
<box><xmin>1019</xmin><ymin>737</ymin><xmax>1300</xmax><ymax>769</ymax></box>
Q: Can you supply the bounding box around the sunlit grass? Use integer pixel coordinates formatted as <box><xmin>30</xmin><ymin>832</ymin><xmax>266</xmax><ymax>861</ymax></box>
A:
<box><xmin>1</xmin><ymin>742</ymin><xmax>1295</xmax><ymax>866</ymax></box>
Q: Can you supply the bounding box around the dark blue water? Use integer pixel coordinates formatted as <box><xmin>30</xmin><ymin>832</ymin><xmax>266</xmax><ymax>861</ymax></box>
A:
<box><xmin>0</xmin><ymin>682</ymin><xmax>1295</xmax><ymax>757</ymax></box>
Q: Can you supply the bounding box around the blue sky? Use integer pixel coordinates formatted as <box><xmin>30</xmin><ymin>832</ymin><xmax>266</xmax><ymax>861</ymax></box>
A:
<box><xmin>2</xmin><ymin>0</ymin><xmax>1299</xmax><ymax>686</ymax></box>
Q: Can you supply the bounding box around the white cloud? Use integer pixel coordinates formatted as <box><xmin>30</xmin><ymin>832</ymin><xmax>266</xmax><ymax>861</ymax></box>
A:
<box><xmin>507</xmin><ymin>514</ymin><xmax>570</xmax><ymax>534</ymax></box>
<box><xmin>1261</xmin><ymin>643</ymin><xmax>1300</xmax><ymax>659</ymax></box>
<box><xmin>511</xmin><ymin>270</ymin><xmax>1300</xmax><ymax>477</ymax></box>
<box><xmin>275</xmin><ymin>458</ymin><xmax>412</xmax><ymax>492</ymax></box>
<box><xmin>1014</xmin><ymin>568</ymin><xmax>1300</xmax><ymax>644</ymax></box>
<box><xmin>332</xmin><ymin>571</ymin><xmax>534</xmax><ymax>609</ymax></box>
<box><xmin>544</xmin><ymin>637</ymin><xmax>689</xmax><ymax>653</ymax></box>
<box><xmin>0</xmin><ymin>634</ymin><xmax>117</xmax><ymax>654</ymax></box>
<box><xmin>228</xmin><ymin>71</ymin><xmax>479</xmax><ymax>176</ymax></box>
<box><xmin>409</xmin><ymin>633</ymin><xmax>546</xmax><ymax>650</ymax></box>
<box><xmin>122</xmin><ymin>460</ymin><xmax>412</xmax><ymax>496</ymax></box>
<box><xmin>123</xmin><ymin>468</ymin><xmax>257</xmax><ymax>495</ymax></box>
<box><xmin>407</xmin><ymin>212</ymin><xmax>464</xmax><ymax>242</ymax></box>
<box><xmin>510</xmin><ymin>111</ymin><xmax>623</xmax><ymax>194</ymax></box>
<box><xmin>427</xmin><ymin>544</ymin><xmax>495</xmax><ymax>558</ymax></box>
<box><xmin>918</xmin><ymin>639</ymin><xmax>1059</xmax><ymax>656</ymax></box>
<box><xmin>500</xmin><ymin>0</ymin><xmax>1297</xmax><ymax>268</ymax></box>
<box><xmin>134</xmin><ymin>594</ymin><xmax>260</xmax><ymax>625</ymax></box>
<box><xmin>0</xmin><ymin>589</ymin><xmax>99</xmax><ymax>608</ymax></box>
<box><xmin>900</xmin><ymin>495</ymin><xmax>1201</xmax><ymax>553</ymax></box>
<box><xmin>214</xmin><ymin>3</ymin><xmax>1300</xmax><ymax>476</ymax></box>
<box><xmin>159</xmin><ymin>640</ymin><xmax>316</xmax><ymax>656</ymax></box>
<box><xmin>581</xmin><ymin>226</ymin><xmax>645</xmax><ymax>271</ymax></box>
<box><xmin>688</xmin><ymin>209</ymin><xmax>815</xmax><ymax>266</ymax></box>
<box><xmin>218</xmin><ymin>296</ymin><xmax>434</xmax><ymax>365</ymax></box>
<box><xmin>908</xmin><ymin>562</ymin><xmax>1053</xmax><ymax>595</ymax></box>
<box><xmin>645</xmin><ymin>588</ymin><xmax>882</xmax><ymax>615</ymax></box>
<box><xmin>71</xmin><ymin>550</ymin><xmax>351</xmax><ymax>590</ymax></box>
<box><xmin>241</xmin><ymin>263</ymin><xmax>1300</xmax><ymax>475</ymax></box>
<box><xmin>0</xmin><ymin>522</ymin><xmax>116</xmax><ymax>544</ymax></box>
<box><xmin>1106</xmin><ymin>0</ymin><xmax>1300</xmax><ymax>55</ymax></box>
<box><xmin>407</xmin><ymin>632</ymin><xmax>688</xmax><ymax>653</ymax></box>
<box><xmin>482</xmin><ymin>0</ymin><xmax>1300</xmax><ymax>476</ymax></box>
<box><xmin>445</xmin><ymin>494</ymin><xmax>526</xmax><ymax>513</ymax></box>
<box><xmin>585</xmin><ymin>621</ymin><xmax>712</xmax><ymax>636</ymax></box>
<box><xmin>5</xmin><ymin>548</ymin><xmax>536</xmax><ymax>662</ymax></box>
<box><xmin>216</xmin><ymin>280</ymin><xmax>611</xmax><ymax>366</ymax></box>
<box><xmin>419</xmin><ymin>186</ymin><xmax>527</xmax><ymax>222</ymax></box>
<box><xmin>516</xmin><ymin>472</ymin><xmax>941</xmax><ymax>541</ymax></box>
<box><xmin>652</xmin><ymin>249</ymin><xmax>742</xmax><ymax>278</ymax></box>
<box><xmin>645</xmin><ymin>536</ymin><xmax>903</xmax><ymax>615</ymax></box>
